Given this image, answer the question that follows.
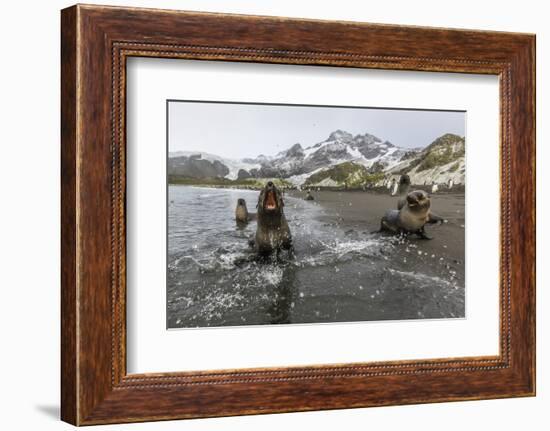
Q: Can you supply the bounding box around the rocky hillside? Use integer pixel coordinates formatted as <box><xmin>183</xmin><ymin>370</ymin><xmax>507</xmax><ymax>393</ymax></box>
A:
<box><xmin>168</xmin><ymin>151</ymin><xmax>260</xmax><ymax>180</ymax></box>
<box><xmin>385</xmin><ymin>133</ymin><xmax>465</xmax><ymax>186</ymax></box>
<box><xmin>303</xmin><ymin>162</ymin><xmax>383</xmax><ymax>188</ymax></box>
<box><xmin>168</xmin><ymin>154</ymin><xmax>229</xmax><ymax>179</ymax></box>
<box><xmin>169</xmin><ymin>130</ymin><xmax>465</xmax><ymax>187</ymax></box>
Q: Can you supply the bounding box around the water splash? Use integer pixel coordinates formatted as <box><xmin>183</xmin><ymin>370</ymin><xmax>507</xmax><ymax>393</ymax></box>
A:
<box><xmin>167</xmin><ymin>186</ymin><xmax>464</xmax><ymax>328</ymax></box>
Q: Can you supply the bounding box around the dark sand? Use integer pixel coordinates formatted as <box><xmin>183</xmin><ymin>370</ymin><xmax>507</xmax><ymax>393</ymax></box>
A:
<box><xmin>286</xmin><ymin>189</ymin><xmax>466</xmax><ymax>321</ymax></box>
<box><xmin>288</xmin><ymin>189</ymin><xmax>465</xmax><ymax>268</ymax></box>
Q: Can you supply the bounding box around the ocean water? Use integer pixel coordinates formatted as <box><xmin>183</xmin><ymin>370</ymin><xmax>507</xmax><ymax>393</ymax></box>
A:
<box><xmin>167</xmin><ymin>186</ymin><xmax>465</xmax><ymax>328</ymax></box>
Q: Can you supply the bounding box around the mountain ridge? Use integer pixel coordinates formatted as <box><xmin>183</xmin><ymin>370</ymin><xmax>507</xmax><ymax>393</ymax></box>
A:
<box><xmin>169</xmin><ymin>130</ymin><xmax>465</xmax><ymax>187</ymax></box>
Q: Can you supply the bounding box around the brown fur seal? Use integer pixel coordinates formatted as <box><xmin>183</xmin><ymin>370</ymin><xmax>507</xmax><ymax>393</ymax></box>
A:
<box><xmin>396</xmin><ymin>174</ymin><xmax>411</xmax><ymax>210</ymax></box>
<box><xmin>251</xmin><ymin>181</ymin><xmax>293</xmax><ymax>256</ymax></box>
<box><xmin>380</xmin><ymin>190</ymin><xmax>444</xmax><ymax>239</ymax></box>
<box><xmin>235</xmin><ymin>198</ymin><xmax>256</xmax><ymax>224</ymax></box>
<box><xmin>304</xmin><ymin>191</ymin><xmax>314</xmax><ymax>201</ymax></box>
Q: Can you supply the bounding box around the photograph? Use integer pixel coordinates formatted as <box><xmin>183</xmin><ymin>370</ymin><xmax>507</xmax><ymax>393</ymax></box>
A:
<box><xmin>167</xmin><ymin>101</ymin><xmax>466</xmax><ymax>329</ymax></box>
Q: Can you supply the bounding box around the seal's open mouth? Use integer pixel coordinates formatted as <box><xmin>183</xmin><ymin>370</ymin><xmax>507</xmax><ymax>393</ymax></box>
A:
<box><xmin>265</xmin><ymin>190</ymin><xmax>277</xmax><ymax>210</ymax></box>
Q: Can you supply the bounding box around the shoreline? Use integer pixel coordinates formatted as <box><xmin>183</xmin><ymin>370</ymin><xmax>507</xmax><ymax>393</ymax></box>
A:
<box><xmin>169</xmin><ymin>182</ymin><xmax>465</xmax><ymax>195</ymax></box>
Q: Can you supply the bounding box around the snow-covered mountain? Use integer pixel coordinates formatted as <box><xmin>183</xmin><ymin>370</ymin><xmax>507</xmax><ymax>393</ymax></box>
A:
<box><xmin>168</xmin><ymin>130</ymin><xmax>465</xmax><ymax>186</ymax></box>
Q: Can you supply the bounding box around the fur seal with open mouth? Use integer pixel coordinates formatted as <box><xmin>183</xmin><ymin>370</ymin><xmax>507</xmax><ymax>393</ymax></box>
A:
<box><xmin>380</xmin><ymin>190</ymin><xmax>444</xmax><ymax>239</ymax></box>
<box><xmin>235</xmin><ymin>198</ymin><xmax>256</xmax><ymax>224</ymax></box>
<box><xmin>251</xmin><ymin>181</ymin><xmax>293</xmax><ymax>256</ymax></box>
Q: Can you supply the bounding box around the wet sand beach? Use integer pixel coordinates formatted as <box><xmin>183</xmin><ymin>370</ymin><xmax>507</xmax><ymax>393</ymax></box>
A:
<box><xmin>288</xmin><ymin>189</ymin><xmax>465</xmax><ymax>270</ymax></box>
<box><xmin>167</xmin><ymin>186</ymin><xmax>465</xmax><ymax>328</ymax></box>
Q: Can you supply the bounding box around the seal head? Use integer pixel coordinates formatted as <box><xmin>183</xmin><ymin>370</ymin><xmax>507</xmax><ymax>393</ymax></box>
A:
<box><xmin>235</xmin><ymin>198</ymin><xmax>257</xmax><ymax>225</ymax></box>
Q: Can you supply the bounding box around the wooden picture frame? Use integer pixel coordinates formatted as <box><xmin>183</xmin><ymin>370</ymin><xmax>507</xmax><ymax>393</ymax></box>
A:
<box><xmin>61</xmin><ymin>4</ymin><xmax>535</xmax><ymax>425</ymax></box>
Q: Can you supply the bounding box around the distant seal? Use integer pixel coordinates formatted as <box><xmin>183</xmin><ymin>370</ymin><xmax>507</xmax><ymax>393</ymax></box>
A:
<box><xmin>380</xmin><ymin>190</ymin><xmax>444</xmax><ymax>239</ymax></box>
<box><xmin>304</xmin><ymin>191</ymin><xmax>315</xmax><ymax>201</ymax></box>
<box><xmin>396</xmin><ymin>174</ymin><xmax>412</xmax><ymax>210</ymax></box>
<box><xmin>235</xmin><ymin>198</ymin><xmax>256</xmax><ymax>225</ymax></box>
<box><xmin>251</xmin><ymin>181</ymin><xmax>293</xmax><ymax>256</ymax></box>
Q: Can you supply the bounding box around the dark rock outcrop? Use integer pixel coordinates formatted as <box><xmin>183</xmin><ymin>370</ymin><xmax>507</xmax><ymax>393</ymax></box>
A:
<box><xmin>237</xmin><ymin>169</ymin><xmax>252</xmax><ymax>180</ymax></box>
<box><xmin>168</xmin><ymin>155</ymin><xmax>229</xmax><ymax>179</ymax></box>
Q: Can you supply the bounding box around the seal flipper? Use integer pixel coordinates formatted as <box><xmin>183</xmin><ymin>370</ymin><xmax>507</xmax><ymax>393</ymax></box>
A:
<box><xmin>417</xmin><ymin>226</ymin><xmax>433</xmax><ymax>240</ymax></box>
<box><xmin>427</xmin><ymin>212</ymin><xmax>445</xmax><ymax>224</ymax></box>
<box><xmin>380</xmin><ymin>219</ymin><xmax>393</xmax><ymax>232</ymax></box>
<box><xmin>379</xmin><ymin>210</ymin><xmax>400</xmax><ymax>233</ymax></box>
<box><xmin>281</xmin><ymin>235</ymin><xmax>295</xmax><ymax>259</ymax></box>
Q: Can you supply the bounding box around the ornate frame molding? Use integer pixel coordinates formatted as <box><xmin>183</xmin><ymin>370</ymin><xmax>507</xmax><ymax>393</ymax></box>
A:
<box><xmin>61</xmin><ymin>5</ymin><xmax>535</xmax><ymax>425</ymax></box>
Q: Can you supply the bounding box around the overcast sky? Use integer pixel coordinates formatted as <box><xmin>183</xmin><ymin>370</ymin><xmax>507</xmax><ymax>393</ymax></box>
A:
<box><xmin>168</xmin><ymin>101</ymin><xmax>465</xmax><ymax>159</ymax></box>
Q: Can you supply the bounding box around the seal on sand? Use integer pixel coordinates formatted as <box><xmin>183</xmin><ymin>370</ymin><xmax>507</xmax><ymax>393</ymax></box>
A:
<box><xmin>235</xmin><ymin>198</ymin><xmax>256</xmax><ymax>224</ymax></box>
<box><xmin>251</xmin><ymin>181</ymin><xmax>293</xmax><ymax>256</ymax></box>
<box><xmin>304</xmin><ymin>191</ymin><xmax>315</xmax><ymax>201</ymax></box>
<box><xmin>380</xmin><ymin>190</ymin><xmax>444</xmax><ymax>239</ymax></box>
<box><xmin>396</xmin><ymin>174</ymin><xmax>411</xmax><ymax>209</ymax></box>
